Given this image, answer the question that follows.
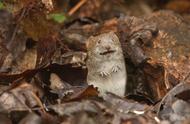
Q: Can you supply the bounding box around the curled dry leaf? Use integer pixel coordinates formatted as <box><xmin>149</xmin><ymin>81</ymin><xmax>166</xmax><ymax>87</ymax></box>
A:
<box><xmin>60</xmin><ymin>32</ymin><xmax>87</xmax><ymax>51</ymax></box>
<box><xmin>103</xmin><ymin>93</ymin><xmax>150</xmax><ymax>113</ymax></box>
<box><xmin>49</xmin><ymin>72</ymin><xmax>98</xmax><ymax>101</ymax></box>
<box><xmin>157</xmin><ymin>83</ymin><xmax>190</xmax><ymax>123</ymax></box>
<box><xmin>50</xmin><ymin>100</ymin><xmax>107</xmax><ymax>124</ymax></box>
<box><xmin>54</xmin><ymin>85</ymin><xmax>99</xmax><ymax>101</ymax></box>
<box><xmin>0</xmin><ymin>10</ymin><xmax>38</xmax><ymax>80</ymax></box>
<box><xmin>49</xmin><ymin>73</ymin><xmax>66</xmax><ymax>91</ymax></box>
<box><xmin>50</xmin><ymin>100</ymin><xmax>99</xmax><ymax>116</ymax></box>
<box><xmin>53</xmin><ymin>51</ymin><xmax>87</xmax><ymax>67</ymax></box>
<box><xmin>0</xmin><ymin>82</ymin><xmax>42</xmax><ymax>113</ymax></box>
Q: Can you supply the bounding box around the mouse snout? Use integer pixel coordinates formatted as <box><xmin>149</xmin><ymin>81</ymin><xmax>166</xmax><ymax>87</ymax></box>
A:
<box><xmin>105</xmin><ymin>46</ymin><xmax>111</xmax><ymax>51</ymax></box>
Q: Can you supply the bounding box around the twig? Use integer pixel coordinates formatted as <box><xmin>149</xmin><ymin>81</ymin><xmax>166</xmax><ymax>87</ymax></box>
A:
<box><xmin>7</xmin><ymin>8</ymin><xmax>26</xmax><ymax>50</ymax></box>
<box><xmin>68</xmin><ymin>0</ymin><xmax>87</xmax><ymax>16</ymax></box>
<box><xmin>184</xmin><ymin>72</ymin><xmax>190</xmax><ymax>82</ymax></box>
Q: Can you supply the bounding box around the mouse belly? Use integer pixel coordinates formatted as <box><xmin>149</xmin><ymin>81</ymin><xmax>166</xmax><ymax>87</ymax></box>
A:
<box><xmin>87</xmin><ymin>69</ymin><xmax>127</xmax><ymax>97</ymax></box>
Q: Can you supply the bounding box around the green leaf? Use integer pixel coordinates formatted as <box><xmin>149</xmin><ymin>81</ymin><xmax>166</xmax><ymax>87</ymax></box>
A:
<box><xmin>0</xmin><ymin>1</ymin><xmax>4</xmax><ymax>9</ymax></box>
<box><xmin>47</xmin><ymin>13</ymin><xmax>66</xmax><ymax>23</ymax></box>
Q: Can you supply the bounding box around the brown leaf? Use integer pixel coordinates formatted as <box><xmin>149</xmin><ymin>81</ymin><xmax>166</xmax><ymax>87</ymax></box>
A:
<box><xmin>0</xmin><ymin>82</ymin><xmax>43</xmax><ymax>113</ymax></box>
<box><xmin>103</xmin><ymin>93</ymin><xmax>150</xmax><ymax>113</ymax></box>
<box><xmin>36</xmin><ymin>36</ymin><xmax>57</xmax><ymax>68</ymax></box>
<box><xmin>157</xmin><ymin>83</ymin><xmax>190</xmax><ymax>122</ymax></box>
<box><xmin>55</xmin><ymin>85</ymin><xmax>98</xmax><ymax>101</ymax></box>
<box><xmin>52</xmin><ymin>51</ymin><xmax>87</xmax><ymax>67</ymax></box>
<box><xmin>165</xmin><ymin>0</ymin><xmax>190</xmax><ymax>13</ymax></box>
<box><xmin>50</xmin><ymin>100</ymin><xmax>99</xmax><ymax>116</ymax></box>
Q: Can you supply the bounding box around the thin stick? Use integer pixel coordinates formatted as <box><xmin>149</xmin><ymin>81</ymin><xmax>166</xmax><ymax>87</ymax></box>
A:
<box><xmin>68</xmin><ymin>0</ymin><xmax>87</xmax><ymax>16</ymax></box>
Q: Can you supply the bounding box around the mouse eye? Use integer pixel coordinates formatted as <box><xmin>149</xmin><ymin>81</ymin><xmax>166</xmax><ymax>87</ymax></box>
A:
<box><xmin>97</xmin><ymin>40</ymin><xmax>101</xmax><ymax>44</ymax></box>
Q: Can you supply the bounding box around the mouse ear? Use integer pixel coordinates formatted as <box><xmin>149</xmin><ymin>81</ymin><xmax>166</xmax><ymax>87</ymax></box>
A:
<box><xmin>108</xmin><ymin>31</ymin><xmax>118</xmax><ymax>37</ymax></box>
<box><xmin>109</xmin><ymin>31</ymin><xmax>120</xmax><ymax>43</ymax></box>
<box><xmin>86</xmin><ymin>36</ymin><xmax>95</xmax><ymax>50</ymax></box>
<box><xmin>109</xmin><ymin>31</ymin><xmax>118</xmax><ymax>38</ymax></box>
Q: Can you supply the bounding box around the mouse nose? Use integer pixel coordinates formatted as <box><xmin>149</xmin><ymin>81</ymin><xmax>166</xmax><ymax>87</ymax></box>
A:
<box><xmin>105</xmin><ymin>46</ymin><xmax>111</xmax><ymax>50</ymax></box>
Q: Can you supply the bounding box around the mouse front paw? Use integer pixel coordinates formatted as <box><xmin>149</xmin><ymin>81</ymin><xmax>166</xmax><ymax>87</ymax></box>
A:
<box><xmin>112</xmin><ymin>65</ymin><xmax>120</xmax><ymax>72</ymax></box>
<box><xmin>99</xmin><ymin>71</ymin><xmax>110</xmax><ymax>77</ymax></box>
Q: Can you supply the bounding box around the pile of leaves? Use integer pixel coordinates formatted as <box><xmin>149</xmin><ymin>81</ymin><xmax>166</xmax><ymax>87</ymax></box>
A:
<box><xmin>0</xmin><ymin>0</ymin><xmax>190</xmax><ymax>123</ymax></box>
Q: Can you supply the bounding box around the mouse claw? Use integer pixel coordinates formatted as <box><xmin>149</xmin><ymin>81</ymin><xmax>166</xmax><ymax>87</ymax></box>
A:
<box><xmin>112</xmin><ymin>65</ymin><xmax>120</xmax><ymax>72</ymax></box>
<box><xmin>100</xmin><ymin>71</ymin><xmax>110</xmax><ymax>77</ymax></box>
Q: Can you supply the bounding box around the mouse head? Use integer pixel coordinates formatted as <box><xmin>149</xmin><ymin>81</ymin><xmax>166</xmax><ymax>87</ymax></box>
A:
<box><xmin>86</xmin><ymin>32</ymin><xmax>121</xmax><ymax>56</ymax></box>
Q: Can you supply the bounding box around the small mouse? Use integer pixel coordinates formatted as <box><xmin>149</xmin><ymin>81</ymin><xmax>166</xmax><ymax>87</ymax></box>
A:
<box><xmin>86</xmin><ymin>32</ymin><xmax>127</xmax><ymax>97</ymax></box>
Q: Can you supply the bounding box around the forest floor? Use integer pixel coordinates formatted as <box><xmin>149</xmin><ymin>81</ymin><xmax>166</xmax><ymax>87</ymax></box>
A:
<box><xmin>0</xmin><ymin>0</ymin><xmax>190</xmax><ymax>124</ymax></box>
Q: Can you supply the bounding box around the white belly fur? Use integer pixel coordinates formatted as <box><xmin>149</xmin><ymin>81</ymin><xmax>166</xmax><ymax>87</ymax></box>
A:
<box><xmin>88</xmin><ymin>68</ymin><xmax>127</xmax><ymax>97</ymax></box>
